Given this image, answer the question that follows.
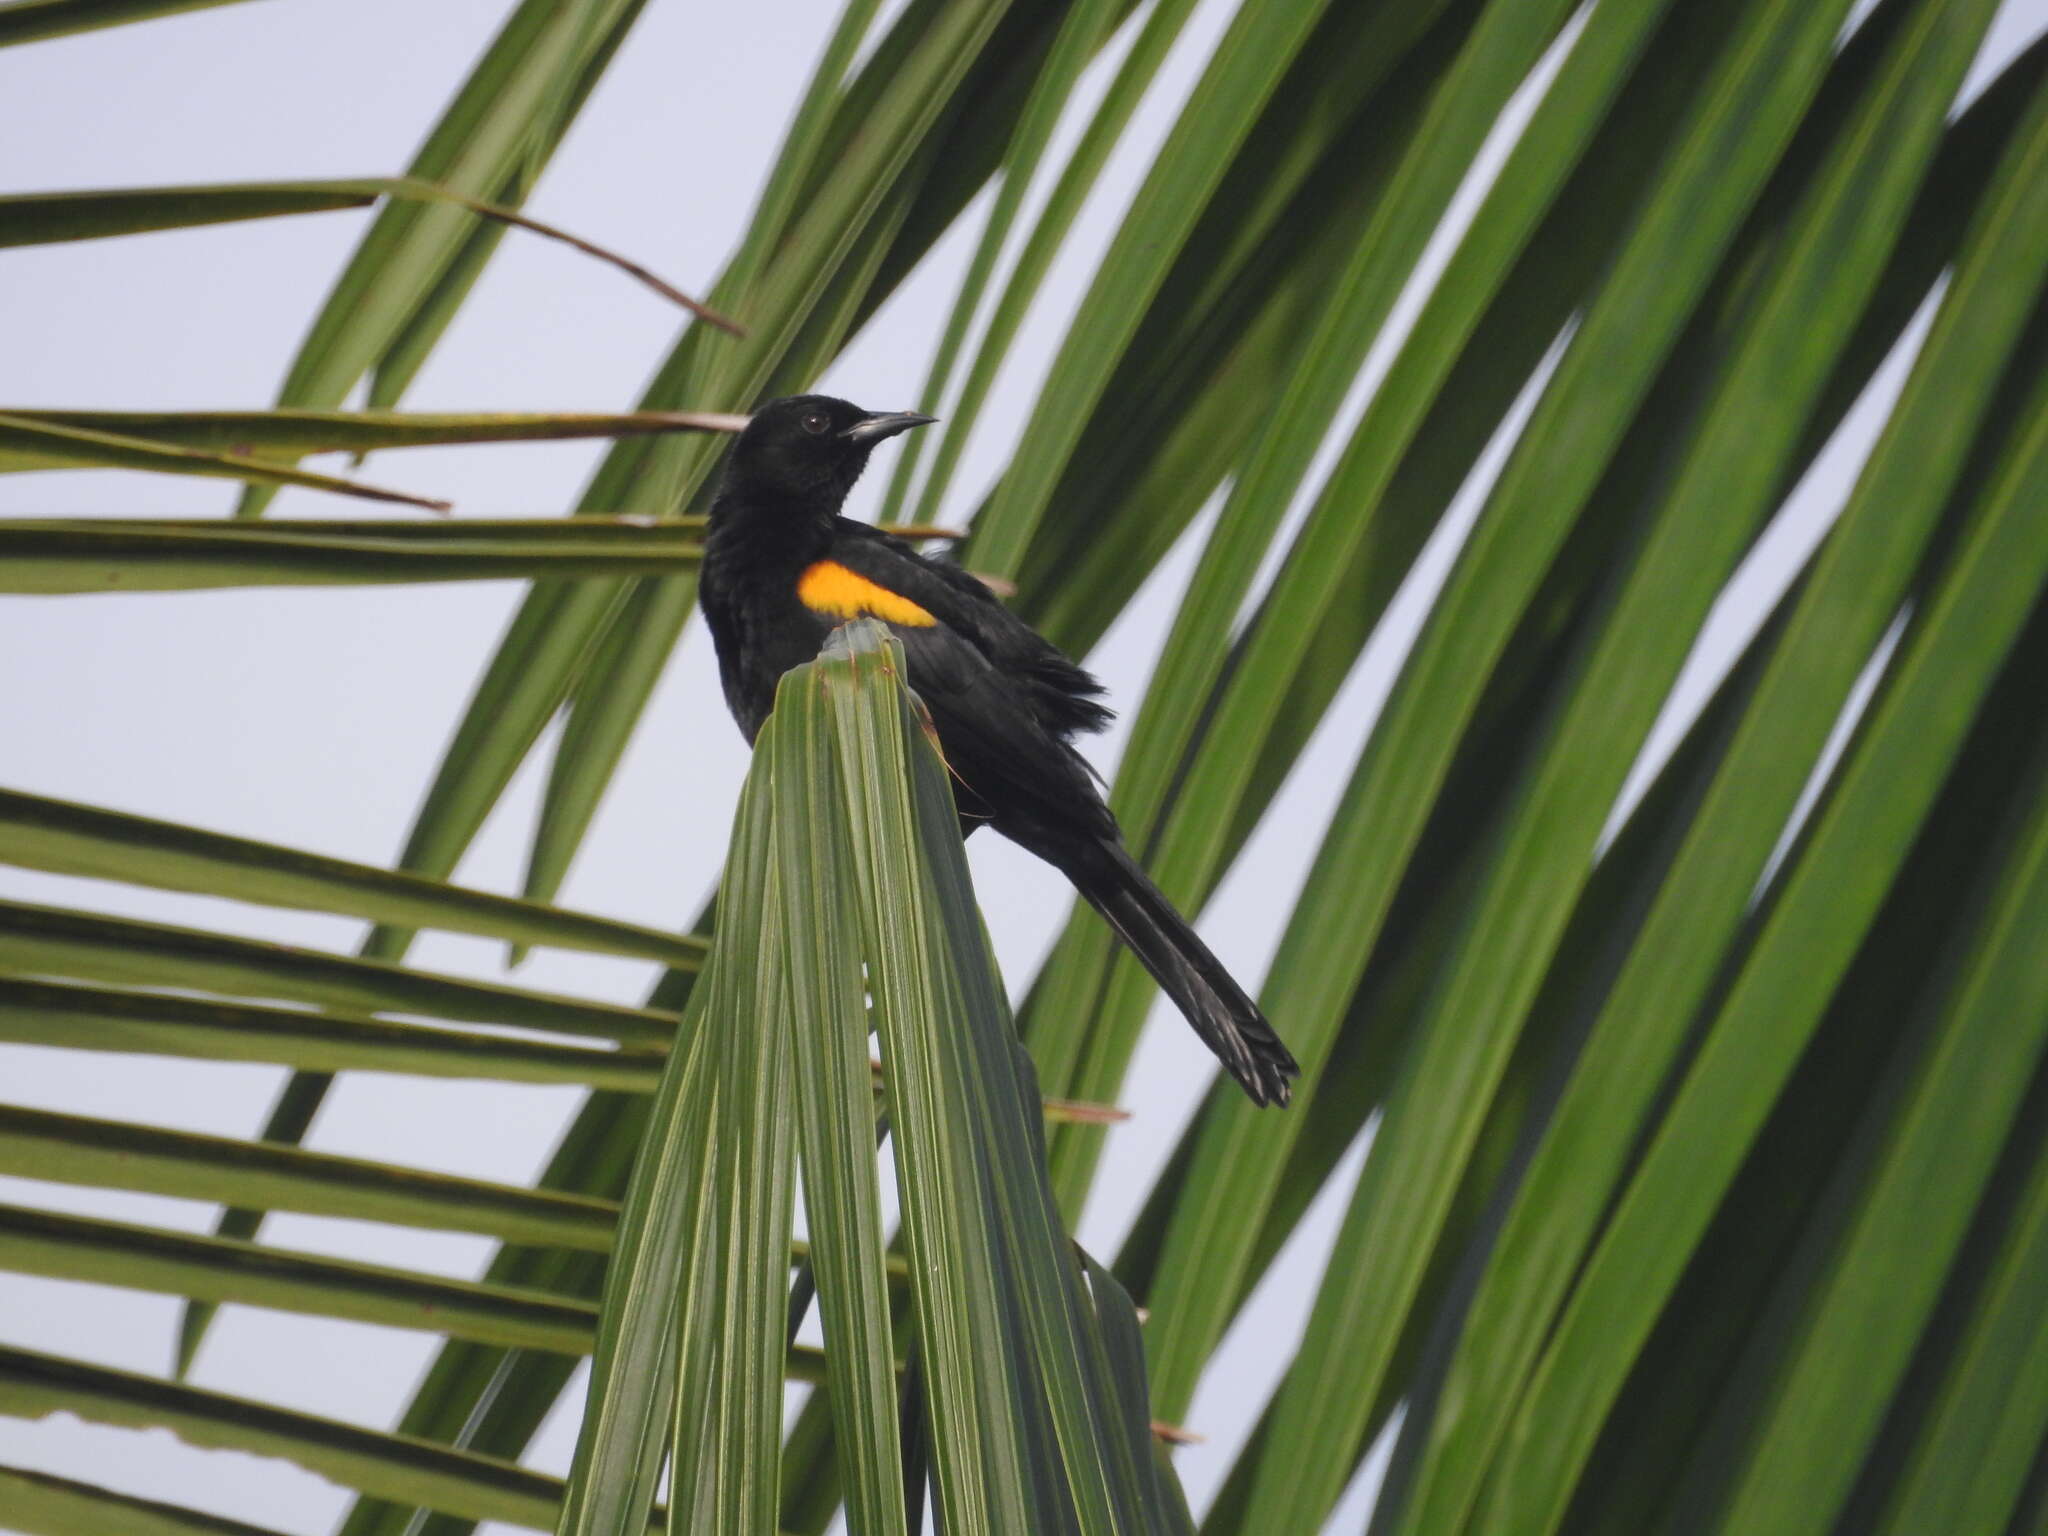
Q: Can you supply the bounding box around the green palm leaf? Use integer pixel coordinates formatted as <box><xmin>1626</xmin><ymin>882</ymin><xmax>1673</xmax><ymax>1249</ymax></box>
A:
<box><xmin>0</xmin><ymin>0</ymin><xmax>256</xmax><ymax>47</ymax></box>
<box><xmin>0</xmin><ymin>1463</ymin><xmax>289</xmax><ymax>1536</ymax></box>
<box><xmin>0</xmin><ymin>409</ymin><xmax>744</xmax><ymax>467</ymax></box>
<box><xmin>0</xmin><ymin>517</ymin><xmax>714</xmax><ymax>593</ymax></box>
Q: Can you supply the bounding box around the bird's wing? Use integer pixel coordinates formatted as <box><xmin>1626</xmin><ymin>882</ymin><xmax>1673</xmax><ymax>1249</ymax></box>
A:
<box><xmin>794</xmin><ymin>523</ymin><xmax>1114</xmax><ymax>841</ymax></box>
<box><xmin>823</xmin><ymin>521</ymin><xmax>1113</xmax><ymax>740</ymax></box>
<box><xmin>888</xmin><ymin>618</ymin><xmax>1118</xmax><ymax>844</ymax></box>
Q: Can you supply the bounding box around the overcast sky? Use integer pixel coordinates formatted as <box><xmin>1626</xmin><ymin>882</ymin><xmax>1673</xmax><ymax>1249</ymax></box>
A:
<box><xmin>2</xmin><ymin>2</ymin><xmax>2045</xmax><ymax>1532</ymax></box>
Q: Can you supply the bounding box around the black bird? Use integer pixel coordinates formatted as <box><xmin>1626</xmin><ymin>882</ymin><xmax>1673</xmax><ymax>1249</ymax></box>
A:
<box><xmin>699</xmin><ymin>395</ymin><xmax>1298</xmax><ymax>1106</ymax></box>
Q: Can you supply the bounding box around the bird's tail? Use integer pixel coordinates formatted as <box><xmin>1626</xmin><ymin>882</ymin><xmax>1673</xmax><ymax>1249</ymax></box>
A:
<box><xmin>1066</xmin><ymin>837</ymin><xmax>1299</xmax><ymax>1107</ymax></box>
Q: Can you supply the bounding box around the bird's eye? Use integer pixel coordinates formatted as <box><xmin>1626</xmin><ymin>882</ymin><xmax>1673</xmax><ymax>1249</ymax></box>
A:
<box><xmin>800</xmin><ymin>410</ymin><xmax>831</xmax><ymax>436</ymax></box>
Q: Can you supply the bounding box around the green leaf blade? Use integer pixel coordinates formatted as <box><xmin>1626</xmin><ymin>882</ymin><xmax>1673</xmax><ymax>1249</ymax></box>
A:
<box><xmin>1483</xmin><ymin>120</ymin><xmax>2048</xmax><ymax>1529</ymax></box>
<box><xmin>771</xmin><ymin>668</ymin><xmax>909</xmax><ymax>1536</ymax></box>
<box><xmin>0</xmin><ymin>785</ymin><xmax>702</xmax><ymax>965</ymax></box>
<box><xmin>1414</xmin><ymin>61</ymin><xmax>2048</xmax><ymax>1536</ymax></box>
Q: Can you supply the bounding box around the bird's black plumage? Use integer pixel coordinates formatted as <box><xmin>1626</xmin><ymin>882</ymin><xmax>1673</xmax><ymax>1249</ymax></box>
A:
<box><xmin>699</xmin><ymin>394</ymin><xmax>1299</xmax><ymax>1106</ymax></box>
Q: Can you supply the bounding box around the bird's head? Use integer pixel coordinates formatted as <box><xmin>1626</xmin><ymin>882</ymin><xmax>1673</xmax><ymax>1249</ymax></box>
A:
<box><xmin>723</xmin><ymin>395</ymin><xmax>935</xmax><ymax>506</ymax></box>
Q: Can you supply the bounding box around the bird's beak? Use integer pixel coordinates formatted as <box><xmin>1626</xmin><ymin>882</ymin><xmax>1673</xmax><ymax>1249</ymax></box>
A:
<box><xmin>842</xmin><ymin>410</ymin><xmax>937</xmax><ymax>444</ymax></box>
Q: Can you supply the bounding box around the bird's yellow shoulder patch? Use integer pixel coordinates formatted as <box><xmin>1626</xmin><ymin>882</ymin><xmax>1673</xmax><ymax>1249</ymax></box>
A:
<box><xmin>797</xmin><ymin>560</ymin><xmax>937</xmax><ymax>627</ymax></box>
